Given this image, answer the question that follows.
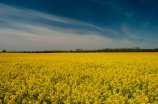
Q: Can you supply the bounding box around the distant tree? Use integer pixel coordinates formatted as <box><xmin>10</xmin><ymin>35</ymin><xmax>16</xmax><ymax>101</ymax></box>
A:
<box><xmin>76</xmin><ymin>49</ymin><xmax>83</xmax><ymax>52</ymax></box>
<box><xmin>134</xmin><ymin>47</ymin><xmax>140</xmax><ymax>50</ymax></box>
<box><xmin>2</xmin><ymin>50</ymin><xmax>7</xmax><ymax>52</ymax></box>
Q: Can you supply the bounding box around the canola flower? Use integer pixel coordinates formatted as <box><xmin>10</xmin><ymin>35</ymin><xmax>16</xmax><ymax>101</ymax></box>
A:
<box><xmin>0</xmin><ymin>53</ymin><xmax>158</xmax><ymax>104</ymax></box>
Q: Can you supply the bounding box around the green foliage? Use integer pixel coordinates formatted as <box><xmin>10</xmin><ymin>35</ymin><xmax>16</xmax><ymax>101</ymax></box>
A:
<box><xmin>2</xmin><ymin>50</ymin><xmax>7</xmax><ymax>52</ymax></box>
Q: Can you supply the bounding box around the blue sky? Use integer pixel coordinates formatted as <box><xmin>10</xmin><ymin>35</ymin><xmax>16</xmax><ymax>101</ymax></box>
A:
<box><xmin>0</xmin><ymin>0</ymin><xmax>158</xmax><ymax>51</ymax></box>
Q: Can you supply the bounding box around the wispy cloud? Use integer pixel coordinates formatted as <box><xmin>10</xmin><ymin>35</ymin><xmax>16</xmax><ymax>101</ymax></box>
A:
<box><xmin>0</xmin><ymin>3</ymin><xmax>120</xmax><ymax>37</ymax></box>
<box><xmin>0</xmin><ymin>3</ymin><xmax>157</xmax><ymax>51</ymax></box>
<box><xmin>121</xmin><ymin>23</ymin><xmax>158</xmax><ymax>43</ymax></box>
<box><xmin>1</xmin><ymin>26</ymin><xmax>154</xmax><ymax>51</ymax></box>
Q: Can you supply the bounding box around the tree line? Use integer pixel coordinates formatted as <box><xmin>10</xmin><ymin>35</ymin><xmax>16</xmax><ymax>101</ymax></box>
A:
<box><xmin>1</xmin><ymin>47</ymin><xmax>158</xmax><ymax>53</ymax></box>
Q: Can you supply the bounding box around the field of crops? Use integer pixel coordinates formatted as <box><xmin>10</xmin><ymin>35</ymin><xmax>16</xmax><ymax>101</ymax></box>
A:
<box><xmin>0</xmin><ymin>53</ymin><xmax>158</xmax><ymax>104</ymax></box>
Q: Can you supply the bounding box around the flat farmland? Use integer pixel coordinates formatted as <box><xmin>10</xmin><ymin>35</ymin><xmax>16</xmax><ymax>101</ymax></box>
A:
<box><xmin>0</xmin><ymin>53</ymin><xmax>158</xmax><ymax>104</ymax></box>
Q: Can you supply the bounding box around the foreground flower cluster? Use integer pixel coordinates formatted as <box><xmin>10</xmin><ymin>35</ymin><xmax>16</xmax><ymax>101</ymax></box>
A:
<box><xmin>0</xmin><ymin>53</ymin><xmax>158</xmax><ymax>104</ymax></box>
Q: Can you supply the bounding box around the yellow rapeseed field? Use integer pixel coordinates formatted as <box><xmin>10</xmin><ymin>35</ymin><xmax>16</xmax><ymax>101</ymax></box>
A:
<box><xmin>0</xmin><ymin>53</ymin><xmax>158</xmax><ymax>104</ymax></box>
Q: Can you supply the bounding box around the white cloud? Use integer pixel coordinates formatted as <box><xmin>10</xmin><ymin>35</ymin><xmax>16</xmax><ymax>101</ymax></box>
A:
<box><xmin>0</xmin><ymin>3</ymin><xmax>119</xmax><ymax>35</ymax></box>
<box><xmin>121</xmin><ymin>24</ymin><xmax>141</xmax><ymax>39</ymax></box>
<box><xmin>0</xmin><ymin>3</ymin><xmax>104</xmax><ymax>30</ymax></box>
<box><xmin>0</xmin><ymin>24</ymin><xmax>112</xmax><ymax>50</ymax></box>
<box><xmin>1</xmin><ymin>24</ymin><xmax>155</xmax><ymax>51</ymax></box>
<box><xmin>0</xmin><ymin>3</ymin><xmax>157</xmax><ymax>51</ymax></box>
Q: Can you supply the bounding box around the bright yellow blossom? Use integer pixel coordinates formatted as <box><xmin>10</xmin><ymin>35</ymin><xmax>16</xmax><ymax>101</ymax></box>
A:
<box><xmin>0</xmin><ymin>53</ymin><xmax>158</xmax><ymax>103</ymax></box>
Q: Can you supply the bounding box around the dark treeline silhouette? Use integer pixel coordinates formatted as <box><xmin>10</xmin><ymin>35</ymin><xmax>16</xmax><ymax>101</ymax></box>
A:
<box><xmin>1</xmin><ymin>47</ymin><xmax>158</xmax><ymax>53</ymax></box>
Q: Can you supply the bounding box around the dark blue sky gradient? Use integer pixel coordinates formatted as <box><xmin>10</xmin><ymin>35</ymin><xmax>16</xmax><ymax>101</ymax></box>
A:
<box><xmin>0</xmin><ymin>0</ymin><xmax>158</xmax><ymax>51</ymax></box>
<box><xmin>1</xmin><ymin>0</ymin><xmax>157</xmax><ymax>25</ymax></box>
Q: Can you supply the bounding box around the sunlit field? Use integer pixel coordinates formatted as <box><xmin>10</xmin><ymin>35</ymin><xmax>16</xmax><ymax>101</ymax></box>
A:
<box><xmin>0</xmin><ymin>53</ymin><xmax>158</xmax><ymax>104</ymax></box>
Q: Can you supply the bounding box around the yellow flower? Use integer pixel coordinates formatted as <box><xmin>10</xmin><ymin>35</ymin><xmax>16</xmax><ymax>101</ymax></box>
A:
<box><xmin>0</xmin><ymin>53</ymin><xmax>158</xmax><ymax>103</ymax></box>
<box><xmin>42</xmin><ymin>101</ymin><xmax>47</xmax><ymax>104</ymax></box>
<box><xmin>22</xmin><ymin>99</ymin><xmax>28</xmax><ymax>104</ymax></box>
